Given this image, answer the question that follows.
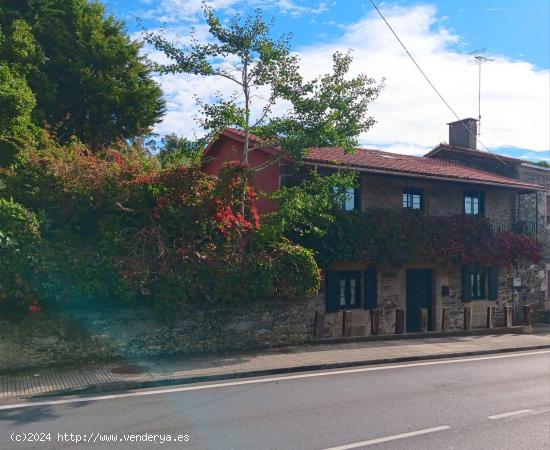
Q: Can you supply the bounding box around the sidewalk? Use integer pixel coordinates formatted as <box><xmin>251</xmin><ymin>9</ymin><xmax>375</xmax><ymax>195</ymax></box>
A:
<box><xmin>1</xmin><ymin>327</ymin><xmax>550</xmax><ymax>403</ymax></box>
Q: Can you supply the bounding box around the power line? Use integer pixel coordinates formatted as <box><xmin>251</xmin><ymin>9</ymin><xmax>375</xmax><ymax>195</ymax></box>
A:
<box><xmin>367</xmin><ymin>0</ymin><xmax>503</xmax><ymax>161</ymax></box>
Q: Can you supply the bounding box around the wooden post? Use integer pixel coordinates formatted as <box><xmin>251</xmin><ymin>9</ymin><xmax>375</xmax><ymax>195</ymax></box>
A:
<box><xmin>370</xmin><ymin>310</ymin><xmax>380</xmax><ymax>335</ymax></box>
<box><xmin>505</xmin><ymin>305</ymin><xmax>513</xmax><ymax>328</ymax></box>
<box><xmin>523</xmin><ymin>305</ymin><xmax>532</xmax><ymax>326</ymax></box>
<box><xmin>464</xmin><ymin>307</ymin><xmax>472</xmax><ymax>330</ymax></box>
<box><xmin>342</xmin><ymin>310</ymin><xmax>352</xmax><ymax>337</ymax></box>
<box><xmin>441</xmin><ymin>307</ymin><xmax>449</xmax><ymax>332</ymax></box>
<box><xmin>395</xmin><ymin>308</ymin><xmax>405</xmax><ymax>334</ymax></box>
<box><xmin>419</xmin><ymin>308</ymin><xmax>428</xmax><ymax>333</ymax></box>
<box><xmin>314</xmin><ymin>311</ymin><xmax>325</xmax><ymax>338</ymax></box>
<box><xmin>486</xmin><ymin>306</ymin><xmax>494</xmax><ymax>329</ymax></box>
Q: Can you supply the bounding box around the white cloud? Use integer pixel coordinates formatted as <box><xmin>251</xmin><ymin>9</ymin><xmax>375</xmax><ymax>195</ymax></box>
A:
<box><xmin>140</xmin><ymin>0</ymin><xmax>328</xmax><ymax>22</ymax></box>
<box><xmin>147</xmin><ymin>3</ymin><xmax>550</xmax><ymax>157</ymax></box>
<box><xmin>275</xmin><ymin>1</ymin><xmax>328</xmax><ymax>16</ymax></box>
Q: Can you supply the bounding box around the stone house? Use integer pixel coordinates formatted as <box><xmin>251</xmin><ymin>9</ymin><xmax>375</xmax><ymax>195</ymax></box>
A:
<box><xmin>203</xmin><ymin>123</ymin><xmax>546</xmax><ymax>338</ymax></box>
<box><xmin>426</xmin><ymin>118</ymin><xmax>550</xmax><ymax>323</ymax></box>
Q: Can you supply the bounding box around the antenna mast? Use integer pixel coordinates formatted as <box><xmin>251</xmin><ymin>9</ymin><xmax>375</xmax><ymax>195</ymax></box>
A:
<box><xmin>469</xmin><ymin>49</ymin><xmax>494</xmax><ymax>138</ymax></box>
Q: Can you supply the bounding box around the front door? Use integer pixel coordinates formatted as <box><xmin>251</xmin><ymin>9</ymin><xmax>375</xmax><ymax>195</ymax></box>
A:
<box><xmin>406</xmin><ymin>269</ymin><xmax>433</xmax><ymax>332</ymax></box>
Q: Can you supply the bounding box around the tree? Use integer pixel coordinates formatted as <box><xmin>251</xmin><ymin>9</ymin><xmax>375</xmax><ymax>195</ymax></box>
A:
<box><xmin>0</xmin><ymin>0</ymin><xmax>165</xmax><ymax>147</ymax></box>
<box><xmin>0</xmin><ymin>19</ymin><xmax>41</xmax><ymax>165</ymax></box>
<box><xmin>146</xmin><ymin>4</ymin><xmax>382</xmax><ymax>169</ymax></box>
<box><xmin>156</xmin><ymin>134</ymin><xmax>205</xmax><ymax>168</ymax></box>
<box><xmin>529</xmin><ymin>160</ymin><xmax>550</xmax><ymax>168</ymax></box>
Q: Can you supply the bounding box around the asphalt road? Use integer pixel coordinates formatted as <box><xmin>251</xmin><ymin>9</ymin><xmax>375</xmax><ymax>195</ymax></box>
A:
<box><xmin>0</xmin><ymin>350</ymin><xmax>549</xmax><ymax>450</ymax></box>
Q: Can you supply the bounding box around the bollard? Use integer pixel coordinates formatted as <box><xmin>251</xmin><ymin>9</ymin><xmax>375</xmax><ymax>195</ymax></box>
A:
<box><xmin>314</xmin><ymin>311</ymin><xmax>325</xmax><ymax>338</ymax></box>
<box><xmin>486</xmin><ymin>306</ymin><xmax>494</xmax><ymax>329</ymax></box>
<box><xmin>464</xmin><ymin>307</ymin><xmax>472</xmax><ymax>330</ymax></box>
<box><xmin>505</xmin><ymin>305</ymin><xmax>513</xmax><ymax>328</ymax></box>
<box><xmin>419</xmin><ymin>308</ymin><xmax>428</xmax><ymax>333</ymax></box>
<box><xmin>523</xmin><ymin>305</ymin><xmax>532</xmax><ymax>326</ymax></box>
<box><xmin>441</xmin><ymin>307</ymin><xmax>449</xmax><ymax>332</ymax></box>
<box><xmin>342</xmin><ymin>310</ymin><xmax>352</xmax><ymax>337</ymax></box>
<box><xmin>395</xmin><ymin>308</ymin><xmax>405</xmax><ymax>334</ymax></box>
<box><xmin>370</xmin><ymin>310</ymin><xmax>380</xmax><ymax>335</ymax></box>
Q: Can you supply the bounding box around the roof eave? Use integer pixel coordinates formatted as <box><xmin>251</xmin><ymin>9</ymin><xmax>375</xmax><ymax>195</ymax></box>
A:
<box><xmin>302</xmin><ymin>160</ymin><xmax>543</xmax><ymax>192</ymax></box>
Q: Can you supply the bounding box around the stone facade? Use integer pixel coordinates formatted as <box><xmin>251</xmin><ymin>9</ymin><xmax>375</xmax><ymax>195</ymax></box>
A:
<box><xmin>360</xmin><ymin>173</ymin><xmax>516</xmax><ymax>221</ymax></box>
<box><xmin>320</xmin><ymin>262</ymin><xmax>525</xmax><ymax>338</ymax></box>
<box><xmin>428</xmin><ymin>146</ymin><xmax>550</xmax><ymax>322</ymax></box>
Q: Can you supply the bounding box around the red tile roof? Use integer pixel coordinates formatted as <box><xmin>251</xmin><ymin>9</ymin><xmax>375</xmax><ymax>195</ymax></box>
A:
<box><xmin>208</xmin><ymin>128</ymin><xmax>542</xmax><ymax>191</ymax></box>
<box><xmin>305</xmin><ymin>147</ymin><xmax>541</xmax><ymax>190</ymax></box>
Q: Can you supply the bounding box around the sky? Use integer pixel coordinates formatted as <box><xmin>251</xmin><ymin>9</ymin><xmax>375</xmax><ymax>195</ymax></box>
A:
<box><xmin>104</xmin><ymin>0</ymin><xmax>550</xmax><ymax>160</ymax></box>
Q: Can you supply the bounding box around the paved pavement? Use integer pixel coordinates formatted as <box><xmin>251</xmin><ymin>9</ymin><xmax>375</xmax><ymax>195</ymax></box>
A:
<box><xmin>1</xmin><ymin>328</ymin><xmax>549</xmax><ymax>402</ymax></box>
<box><xmin>0</xmin><ymin>350</ymin><xmax>549</xmax><ymax>449</ymax></box>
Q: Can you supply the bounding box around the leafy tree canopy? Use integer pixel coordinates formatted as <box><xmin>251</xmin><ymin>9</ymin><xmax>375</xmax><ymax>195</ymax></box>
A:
<box><xmin>528</xmin><ymin>160</ymin><xmax>550</xmax><ymax>168</ymax></box>
<box><xmin>146</xmin><ymin>4</ymin><xmax>383</xmax><ymax>169</ymax></box>
<box><xmin>0</xmin><ymin>0</ymin><xmax>165</xmax><ymax>147</ymax></box>
<box><xmin>155</xmin><ymin>134</ymin><xmax>205</xmax><ymax>168</ymax></box>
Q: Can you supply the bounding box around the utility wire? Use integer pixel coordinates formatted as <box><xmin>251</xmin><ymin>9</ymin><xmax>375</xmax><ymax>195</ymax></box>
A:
<box><xmin>367</xmin><ymin>0</ymin><xmax>504</xmax><ymax>162</ymax></box>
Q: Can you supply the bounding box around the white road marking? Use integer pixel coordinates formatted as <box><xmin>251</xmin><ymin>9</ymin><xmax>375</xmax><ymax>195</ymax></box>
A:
<box><xmin>322</xmin><ymin>425</ymin><xmax>451</xmax><ymax>450</ymax></box>
<box><xmin>0</xmin><ymin>350</ymin><xmax>549</xmax><ymax>411</ymax></box>
<box><xmin>488</xmin><ymin>409</ymin><xmax>534</xmax><ymax>420</ymax></box>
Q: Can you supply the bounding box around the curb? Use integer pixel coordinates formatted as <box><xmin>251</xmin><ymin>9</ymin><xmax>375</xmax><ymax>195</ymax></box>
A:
<box><xmin>312</xmin><ymin>325</ymin><xmax>532</xmax><ymax>345</ymax></box>
<box><xmin>29</xmin><ymin>343</ymin><xmax>550</xmax><ymax>400</ymax></box>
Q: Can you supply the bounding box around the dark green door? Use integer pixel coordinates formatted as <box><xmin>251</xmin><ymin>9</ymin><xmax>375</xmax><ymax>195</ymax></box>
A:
<box><xmin>406</xmin><ymin>269</ymin><xmax>433</xmax><ymax>332</ymax></box>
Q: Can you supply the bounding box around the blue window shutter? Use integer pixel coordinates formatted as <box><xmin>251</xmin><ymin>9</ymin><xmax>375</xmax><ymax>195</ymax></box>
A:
<box><xmin>364</xmin><ymin>267</ymin><xmax>378</xmax><ymax>309</ymax></box>
<box><xmin>462</xmin><ymin>266</ymin><xmax>472</xmax><ymax>301</ymax></box>
<box><xmin>325</xmin><ymin>271</ymin><xmax>340</xmax><ymax>313</ymax></box>
<box><xmin>479</xmin><ymin>191</ymin><xmax>485</xmax><ymax>215</ymax></box>
<box><xmin>488</xmin><ymin>266</ymin><xmax>498</xmax><ymax>300</ymax></box>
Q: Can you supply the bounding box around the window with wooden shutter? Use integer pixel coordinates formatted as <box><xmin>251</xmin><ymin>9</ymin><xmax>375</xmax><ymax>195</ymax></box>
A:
<box><xmin>464</xmin><ymin>190</ymin><xmax>485</xmax><ymax>216</ymax></box>
<box><xmin>332</xmin><ymin>186</ymin><xmax>361</xmax><ymax>211</ymax></box>
<box><xmin>325</xmin><ymin>271</ymin><xmax>361</xmax><ymax>312</ymax></box>
<box><xmin>403</xmin><ymin>188</ymin><xmax>424</xmax><ymax>211</ymax></box>
<box><xmin>462</xmin><ymin>265</ymin><xmax>486</xmax><ymax>301</ymax></box>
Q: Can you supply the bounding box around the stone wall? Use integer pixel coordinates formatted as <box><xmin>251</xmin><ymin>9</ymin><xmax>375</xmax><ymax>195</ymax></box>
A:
<box><xmin>0</xmin><ymin>295</ymin><xmax>323</xmax><ymax>373</ymax></box>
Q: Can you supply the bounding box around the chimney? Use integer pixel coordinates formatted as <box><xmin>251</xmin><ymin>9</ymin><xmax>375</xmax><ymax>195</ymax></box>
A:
<box><xmin>447</xmin><ymin>118</ymin><xmax>477</xmax><ymax>150</ymax></box>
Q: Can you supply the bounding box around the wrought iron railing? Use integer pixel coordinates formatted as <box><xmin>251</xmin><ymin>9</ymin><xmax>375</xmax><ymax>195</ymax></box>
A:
<box><xmin>489</xmin><ymin>218</ymin><xmax>537</xmax><ymax>235</ymax></box>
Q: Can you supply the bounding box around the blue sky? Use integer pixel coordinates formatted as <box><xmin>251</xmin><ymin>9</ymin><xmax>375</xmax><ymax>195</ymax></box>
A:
<box><xmin>104</xmin><ymin>0</ymin><xmax>550</xmax><ymax>160</ymax></box>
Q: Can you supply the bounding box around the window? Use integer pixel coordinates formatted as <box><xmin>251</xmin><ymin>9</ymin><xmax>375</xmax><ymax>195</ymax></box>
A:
<box><xmin>403</xmin><ymin>188</ymin><xmax>423</xmax><ymax>211</ymax></box>
<box><xmin>464</xmin><ymin>190</ymin><xmax>485</xmax><ymax>216</ymax></box>
<box><xmin>462</xmin><ymin>265</ymin><xmax>497</xmax><ymax>301</ymax></box>
<box><xmin>546</xmin><ymin>195</ymin><xmax>550</xmax><ymax>227</ymax></box>
<box><xmin>325</xmin><ymin>271</ymin><xmax>361</xmax><ymax>312</ymax></box>
<box><xmin>333</xmin><ymin>186</ymin><xmax>360</xmax><ymax>211</ymax></box>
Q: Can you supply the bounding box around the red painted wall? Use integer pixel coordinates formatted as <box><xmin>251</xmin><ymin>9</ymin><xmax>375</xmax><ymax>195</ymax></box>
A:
<box><xmin>202</xmin><ymin>136</ymin><xmax>280</xmax><ymax>214</ymax></box>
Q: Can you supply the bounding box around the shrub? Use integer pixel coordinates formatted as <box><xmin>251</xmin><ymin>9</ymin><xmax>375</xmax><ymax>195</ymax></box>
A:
<box><xmin>2</xmin><ymin>142</ymin><xmax>321</xmax><ymax>311</ymax></box>
<box><xmin>0</xmin><ymin>198</ymin><xmax>41</xmax><ymax>307</ymax></box>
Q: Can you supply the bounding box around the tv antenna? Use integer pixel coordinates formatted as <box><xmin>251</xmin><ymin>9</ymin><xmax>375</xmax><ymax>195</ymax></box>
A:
<box><xmin>469</xmin><ymin>49</ymin><xmax>494</xmax><ymax>138</ymax></box>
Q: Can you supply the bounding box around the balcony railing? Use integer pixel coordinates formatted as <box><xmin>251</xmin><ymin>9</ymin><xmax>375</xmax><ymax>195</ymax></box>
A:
<box><xmin>489</xmin><ymin>218</ymin><xmax>537</xmax><ymax>235</ymax></box>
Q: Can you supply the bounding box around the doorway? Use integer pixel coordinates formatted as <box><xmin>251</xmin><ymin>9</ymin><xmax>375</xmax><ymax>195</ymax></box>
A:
<box><xmin>406</xmin><ymin>269</ymin><xmax>433</xmax><ymax>332</ymax></box>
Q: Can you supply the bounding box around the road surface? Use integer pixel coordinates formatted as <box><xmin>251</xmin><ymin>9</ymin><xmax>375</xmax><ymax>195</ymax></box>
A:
<box><xmin>1</xmin><ymin>350</ymin><xmax>549</xmax><ymax>449</ymax></box>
